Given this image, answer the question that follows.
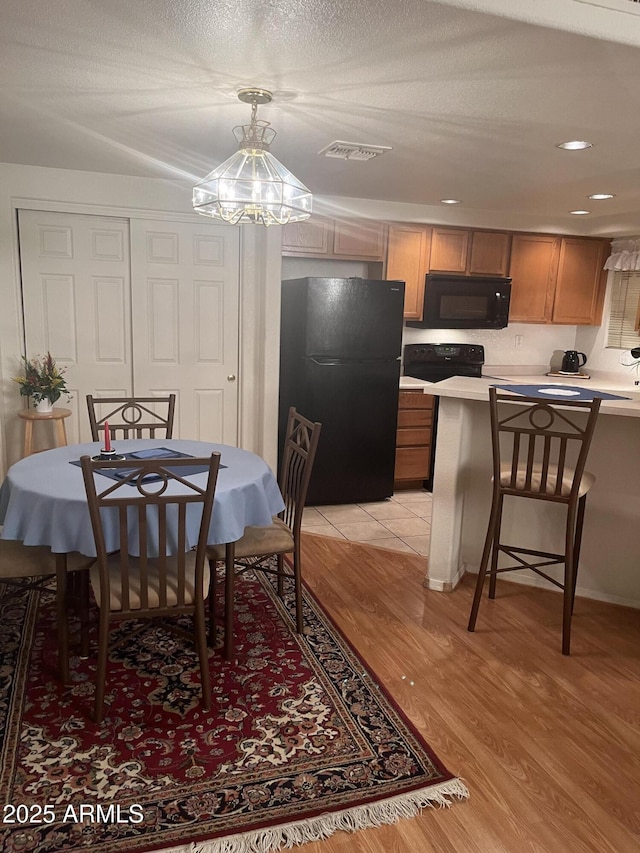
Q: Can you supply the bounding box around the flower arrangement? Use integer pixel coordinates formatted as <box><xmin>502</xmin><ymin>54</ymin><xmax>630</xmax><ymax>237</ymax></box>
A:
<box><xmin>13</xmin><ymin>352</ymin><xmax>71</xmax><ymax>406</ymax></box>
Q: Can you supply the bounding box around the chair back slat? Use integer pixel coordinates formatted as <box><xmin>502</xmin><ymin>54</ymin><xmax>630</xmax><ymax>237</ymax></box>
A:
<box><xmin>524</xmin><ymin>434</ymin><xmax>536</xmax><ymax>491</ymax></box>
<box><xmin>279</xmin><ymin>408</ymin><xmax>322</xmax><ymax>533</ymax></box>
<box><xmin>540</xmin><ymin>434</ymin><xmax>552</xmax><ymax>489</ymax></box>
<box><xmin>489</xmin><ymin>387</ymin><xmax>600</xmax><ymax>501</ymax></box>
<box><xmin>86</xmin><ymin>395</ymin><xmax>176</xmax><ymax>442</ymax></box>
<box><xmin>80</xmin><ymin>453</ymin><xmax>221</xmax><ymax>617</ymax></box>
<box><xmin>120</xmin><ymin>506</ymin><xmax>131</xmax><ymax>611</ymax></box>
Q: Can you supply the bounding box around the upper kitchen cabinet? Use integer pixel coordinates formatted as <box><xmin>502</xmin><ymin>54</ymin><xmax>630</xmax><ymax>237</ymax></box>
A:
<box><xmin>429</xmin><ymin>227</ymin><xmax>511</xmax><ymax>276</ymax></box>
<box><xmin>281</xmin><ymin>217</ymin><xmax>386</xmax><ymax>261</ymax></box>
<box><xmin>508</xmin><ymin>234</ymin><xmax>559</xmax><ymax>323</ymax></box>
<box><xmin>332</xmin><ymin>219</ymin><xmax>386</xmax><ymax>260</ymax></box>
<box><xmin>508</xmin><ymin>234</ymin><xmax>609</xmax><ymax>325</ymax></box>
<box><xmin>552</xmin><ymin>237</ymin><xmax>609</xmax><ymax>325</ymax></box>
<box><xmin>386</xmin><ymin>224</ymin><xmax>431</xmax><ymax>320</ymax></box>
<box><xmin>281</xmin><ymin>218</ymin><xmax>333</xmax><ymax>256</ymax></box>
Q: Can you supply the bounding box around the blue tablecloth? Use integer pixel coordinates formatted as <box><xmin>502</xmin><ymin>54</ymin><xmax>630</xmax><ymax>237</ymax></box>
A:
<box><xmin>0</xmin><ymin>439</ymin><xmax>285</xmax><ymax>557</ymax></box>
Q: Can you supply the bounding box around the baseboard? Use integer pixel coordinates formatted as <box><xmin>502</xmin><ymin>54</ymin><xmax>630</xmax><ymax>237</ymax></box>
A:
<box><xmin>463</xmin><ymin>564</ymin><xmax>640</xmax><ymax>611</ymax></box>
<box><xmin>424</xmin><ymin>564</ymin><xmax>465</xmax><ymax>593</ymax></box>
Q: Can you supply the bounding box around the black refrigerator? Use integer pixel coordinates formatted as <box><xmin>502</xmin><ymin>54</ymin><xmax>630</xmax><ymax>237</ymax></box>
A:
<box><xmin>279</xmin><ymin>277</ymin><xmax>405</xmax><ymax>505</ymax></box>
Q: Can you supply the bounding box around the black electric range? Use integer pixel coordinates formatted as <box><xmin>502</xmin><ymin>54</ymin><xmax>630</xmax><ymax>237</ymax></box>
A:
<box><xmin>402</xmin><ymin>343</ymin><xmax>485</xmax><ymax>490</ymax></box>
<box><xmin>403</xmin><ymin>343</ymin><xmax>485</xmax><ymax>382</ymax></box>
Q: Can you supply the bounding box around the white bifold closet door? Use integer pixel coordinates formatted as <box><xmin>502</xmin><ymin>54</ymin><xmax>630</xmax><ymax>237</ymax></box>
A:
<box><xmin>18</xmin><ymin>210</ymin><xmax>240</xmax><ymax>446</ymax></box>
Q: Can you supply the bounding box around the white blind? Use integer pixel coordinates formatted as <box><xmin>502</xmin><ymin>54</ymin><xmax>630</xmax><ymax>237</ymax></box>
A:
<box><xmin>607</xmin><ymin>271</ymin><xmax>640</xmax><ymax>348</ymax></box>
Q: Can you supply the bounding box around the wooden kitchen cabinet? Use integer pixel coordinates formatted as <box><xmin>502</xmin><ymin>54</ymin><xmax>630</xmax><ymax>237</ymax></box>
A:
<box><xmin>552</xmin><ymin>237</ymin><xmax>609</xmax><ymax>324</ymax></box>
<box><xmin>429</xmin><ymin>227</ymin><xmax>511</xmax><ymax>276</ymax></box>
<box><xmin>283</xmin><ymin>215</ymin><xmax>609</xmax><ymax>326</ymax></box>
<box><xmin>394</xmin><ymin>391</ymin><xmax>435</xmax><ymax>486</ymax></box>
<box><xmin>429</xmin><ymin>228</ymin><xmax>469</xmax><ymax>273</ymax></box>
<box><xmin>508</xmin><ymin>234</ymin><xmax>559</xmax><ymax>323</ymax></box>
<box><xmin>281</xmin><ymin>218</ymin><xmax>333</xmax><ymax>256</ymax></box>
<box><xmin>508</xmin><ymin>234</ymin><xmax>609</xmax><ymax>325</ymax></box>
<box><xmin>468</xmin><ymin>230</ymin><xmax>511</xmax><ymax>276</ymax></box>
<box><xmin>332</xmin><ymin>219</ymin><xmax>386</xmax><ymax>260</ymax></box>
<box><xmin>282</xmin><ymin>217</ymin><xmax>386</xmax><ymax>261</ymax></box>
<box><xmin>386</xmin><ymin>225</ymin><xmax>431</xmax><ymax>320</ymax></box>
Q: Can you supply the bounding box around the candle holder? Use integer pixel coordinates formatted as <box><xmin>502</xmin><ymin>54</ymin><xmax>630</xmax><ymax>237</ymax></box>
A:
<box><xmin>92</xmin><ymin>448</ymin><xmax>126</xmax><ymax>462</ymax></box>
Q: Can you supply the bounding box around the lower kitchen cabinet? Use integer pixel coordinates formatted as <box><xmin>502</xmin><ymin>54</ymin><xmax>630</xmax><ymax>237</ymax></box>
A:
<box><xmin>394</xmin><ymin>390</ymin><xmax>434</xmax><ymax>487</ymax></box>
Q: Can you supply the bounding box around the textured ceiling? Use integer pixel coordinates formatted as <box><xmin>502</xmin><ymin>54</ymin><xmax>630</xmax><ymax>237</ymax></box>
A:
<box><xmin>2</xmin><ymin>0</ymin><xmax>640</xmax><ymax>234</ymax></box>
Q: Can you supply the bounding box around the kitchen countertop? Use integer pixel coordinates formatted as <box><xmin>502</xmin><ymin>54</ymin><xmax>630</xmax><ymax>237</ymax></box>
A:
<box><xmin>424</xmin><ymin>368</ymin><xmax>640</xmax><ymax>601</ymax></box>
<box><xmin>399</xmin><ymin>376</ymin><xmax>432</xmax><ymax>390</ymax></box>
<box><xmin>401</xmin><ymin>371</ymin><xmax>640</xmax><ymax>417</ymax></box>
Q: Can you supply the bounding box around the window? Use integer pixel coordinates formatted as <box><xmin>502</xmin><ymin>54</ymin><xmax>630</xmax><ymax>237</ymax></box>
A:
<box><xmin>607</xmin><ymin>271</ymin><xmax>640</xmax><ymax>348</ymax></box>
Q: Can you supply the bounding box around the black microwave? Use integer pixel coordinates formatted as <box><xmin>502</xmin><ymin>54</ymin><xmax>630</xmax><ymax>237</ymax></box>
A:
<box><xmin>406</xmin><ymin>274</ymin><xmax>512</xmax><ymax>329</ymax></box>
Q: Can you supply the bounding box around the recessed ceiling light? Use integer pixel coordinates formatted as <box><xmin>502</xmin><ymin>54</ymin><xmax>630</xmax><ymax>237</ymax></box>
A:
<box><xmin>570</xmin><ymin>210</ymin><xmax>591</xmax><ymax>215</ymax></box>
<box><xmin>440</xmin><ymin>199</ymin><xmax>461</xmax><ymax>205</ymax></box>
<box><xmin>556</xmin><ymin>140</ymin><xmax>593</xmax><ymax>151</ymax></box>
<box><xmin>588</xmin><ymin>193</ymin><xmax>615</xmax><ymax>200</ymax></box>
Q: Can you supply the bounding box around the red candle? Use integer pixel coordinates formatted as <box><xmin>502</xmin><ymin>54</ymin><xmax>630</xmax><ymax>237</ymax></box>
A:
<box><xmin>103</xmin><ymin>421</ymin><xmax>111</xmax><ymax>452</ymax></box>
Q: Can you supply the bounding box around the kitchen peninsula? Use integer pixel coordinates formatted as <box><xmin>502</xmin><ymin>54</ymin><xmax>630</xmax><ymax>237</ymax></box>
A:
<box><xmin>418</xmin><ymin>372</ymin><xmax>640</xmax><ymax>610</ymax></box>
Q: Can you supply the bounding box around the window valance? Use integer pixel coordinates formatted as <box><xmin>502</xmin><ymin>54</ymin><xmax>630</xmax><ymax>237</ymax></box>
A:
<box><xmin>604</xmin><ymin>238</ymin><xmax>640</xmax><ymax>271</ymax></box>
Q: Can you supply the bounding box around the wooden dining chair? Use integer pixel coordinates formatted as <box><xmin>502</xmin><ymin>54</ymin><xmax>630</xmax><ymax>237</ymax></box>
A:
<box><xmin>467</xmin><ymin>387</ymin><xmax>601</xmax><ymax>655</ymax></box>
<box><xmin>80</xmin><ymin>452</ymin><xmax>221</xmax><ymax>723</ymax></box>
<box><xmin>86</xmin><ymin>395</ymin><xmax>176</xmax><ymax>441</ymax></box>
<box><xmin>207</xmin><ymin>407</ymin><xmax>321</xmax><ymax>660</ymax></box>
<box><xmin>0</xmin><ymin>539</ymin><xmax>92</xmax><ymax>682</ymax></box>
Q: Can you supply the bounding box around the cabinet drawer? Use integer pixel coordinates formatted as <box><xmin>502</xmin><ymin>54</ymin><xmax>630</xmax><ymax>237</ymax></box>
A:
<box><xmin>396</xmin><ymin>427</ymin><xmax>431</xmax><ymax>447</ymax></box>
<box><xmin>398</xmin><ymin>391</ymin><xmax>434</xmax><ymax>409</ymax></box>
<box><xmin>395</xmin><ymin>446</ymin><xmax>431</xmax><ymax>480</ymax></box>
<box><xmin>397</xmin><ymin>409</ymin><xmax>432</xmax><ymax>429</ymax></box>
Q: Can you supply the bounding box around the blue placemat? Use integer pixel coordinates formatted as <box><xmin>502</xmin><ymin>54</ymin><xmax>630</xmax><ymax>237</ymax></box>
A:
<box><xmin>70</xmin><ymin>447</ymin><xmax>226</xmax><ymax>483</ymax></box>
<box><xmin>492</xmin><ymin>384</ymin><xmax>631</xmax><ymax>401</ymax></box>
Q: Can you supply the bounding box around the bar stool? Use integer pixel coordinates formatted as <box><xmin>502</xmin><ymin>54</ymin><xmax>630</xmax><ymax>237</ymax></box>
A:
<box><xmin>467</xmin><ymin>387</ymin><xmax>601</xmax><ymax>655</ymax></box>
<box><xmin>18</xmin><ymin>407</ymin><xmax>72</xmax><ymax>457</ymax></box>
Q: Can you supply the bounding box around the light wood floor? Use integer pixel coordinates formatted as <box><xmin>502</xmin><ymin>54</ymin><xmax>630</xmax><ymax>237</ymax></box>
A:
<box><xmin>299</xmin><ymin>532</ymin><xmax>640</xmax><ymax>853</ymax></box>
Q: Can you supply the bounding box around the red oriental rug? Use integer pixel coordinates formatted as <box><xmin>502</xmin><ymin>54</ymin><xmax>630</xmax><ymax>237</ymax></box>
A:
<box><xmin>0</xmin><ymin>565</ymin><xmax>468</xmax><ymax>853</ymax></box>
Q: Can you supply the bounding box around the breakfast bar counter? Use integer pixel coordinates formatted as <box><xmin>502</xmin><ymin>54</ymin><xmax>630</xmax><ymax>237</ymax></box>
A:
<box><xmin>420</xmin><ymin>372</ymin><xmax>640</xmax><ymax>609</ymax></box>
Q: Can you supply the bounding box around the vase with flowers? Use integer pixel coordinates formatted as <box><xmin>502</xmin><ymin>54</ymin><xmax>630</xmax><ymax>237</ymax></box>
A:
<box><xmin>13</xmin><ymin>352</ymin><xmax>71</xmax><ymax>414</ymax></box>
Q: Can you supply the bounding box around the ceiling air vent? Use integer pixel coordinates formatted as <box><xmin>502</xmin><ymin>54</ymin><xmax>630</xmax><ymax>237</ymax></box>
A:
<box><xmin>319</xmin><ymin>141</ymin><xmax>392</xmax><ymax>161</ymax></box>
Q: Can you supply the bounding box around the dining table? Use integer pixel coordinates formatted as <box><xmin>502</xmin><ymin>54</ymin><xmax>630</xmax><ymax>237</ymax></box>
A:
<box><xmin>0</xmin><ymin>438</ymin><xmax>285</xmax><ymax>673</ymax></box>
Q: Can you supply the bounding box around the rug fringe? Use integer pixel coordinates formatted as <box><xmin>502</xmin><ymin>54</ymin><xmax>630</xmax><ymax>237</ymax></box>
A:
<box><xmin>160</xmin><ymin>778</ymin><xmax>469</xmax><ymax>853</ymax></box>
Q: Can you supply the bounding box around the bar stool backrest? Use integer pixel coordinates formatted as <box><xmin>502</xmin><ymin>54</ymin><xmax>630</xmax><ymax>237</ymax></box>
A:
<box><xmin>489</xmin><ymin>387</ymin><xmax>601</xmax><ymax>502</ymax></box>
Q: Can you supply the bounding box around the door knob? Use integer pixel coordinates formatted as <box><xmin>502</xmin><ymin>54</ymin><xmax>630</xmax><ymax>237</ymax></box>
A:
<box><xmin>227</xmin><ymin>374</ymin><xmax>236</xmax><ymax>382</ymax></box>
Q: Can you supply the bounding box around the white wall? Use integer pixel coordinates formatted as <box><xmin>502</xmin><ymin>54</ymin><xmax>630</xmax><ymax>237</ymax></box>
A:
<box><xmin>457</xmin><ymin>398</ymin><xmax>640</xmax><ymax>608</ymax></box>
<box><xmin>282</xmin><ymin>253</ymin><xmax>581</xmax><ymax>373</ymax></box>
<box><xmin>0</xmin><ymin>166</ymin><xmax>622</xmax><ymax>476</ymax></box>
<box><xmin>576</xmin><ymin>270</ymin><xmax>640</xmax><ymax>386</ymax></box>
<box><xmin>0</xmin><ymin>163</ymin><xmax>282</xmax><ymax>477</ymax></box>
<box><xmin>403</xmin><ymin>322</ymin><xmax>577</xmax><ymax>373</ymax></box>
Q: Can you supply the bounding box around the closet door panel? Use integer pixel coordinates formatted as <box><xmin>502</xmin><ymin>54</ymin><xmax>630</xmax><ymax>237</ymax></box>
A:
<box><xmin>130</xmin><ymin>220</ymin><xmax>240</xmax><ymax>444</ymax></box>
<box><xmin>18</xmin><ymin>210</ymin><xmax>132</xmax><ymax>444</ymax></box>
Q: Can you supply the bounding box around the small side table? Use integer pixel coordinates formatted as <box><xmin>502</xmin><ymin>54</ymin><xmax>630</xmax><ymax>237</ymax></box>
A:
<box><xmin>18</xmin><ymin>408</ymin><xmax>72</xmax><ymax>457</ymax></box>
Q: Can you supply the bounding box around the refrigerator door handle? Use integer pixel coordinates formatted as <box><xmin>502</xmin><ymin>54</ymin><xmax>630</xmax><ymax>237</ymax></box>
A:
<box><xmin>309</xmin><ymin>356</ymin><xmax>402</xmax><ymax>365</ymax></box>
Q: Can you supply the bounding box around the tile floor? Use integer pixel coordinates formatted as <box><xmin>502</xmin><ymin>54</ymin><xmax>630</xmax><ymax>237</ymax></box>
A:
<box><xmin>301</xmin><ymin>489</ymin><xmax>433</xmax><ymax>556</ymax></box>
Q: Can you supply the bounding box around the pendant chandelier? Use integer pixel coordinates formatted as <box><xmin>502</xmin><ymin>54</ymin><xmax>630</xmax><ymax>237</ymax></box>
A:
<box><xmin>193</xmin><ymin>88</ymin><xmax>312</xmax><ymax>226</ymax></box>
